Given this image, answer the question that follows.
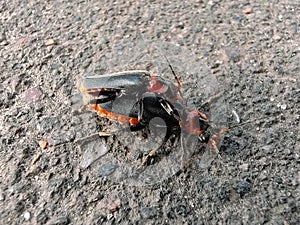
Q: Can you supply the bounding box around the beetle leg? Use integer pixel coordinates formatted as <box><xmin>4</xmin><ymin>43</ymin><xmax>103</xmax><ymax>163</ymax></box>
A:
<box><xmin>158</xmin><ymin>98</ymin><xmax>172</xmax><ymax>115</ymax></box>
<box><xmin>198</xmin><ymin>127</ymin><xmax>229</xmax><ymax>168</ymax></box>
<box><xmin>209</xmin><ymin>127</ymin><xmax>229</xmax><ymax>145</ymax></box>
<box><xmin>138</xmin><ymin>97</ymin><xmax>144</xmax><ymax>121</ymax></box>
<box><xmin>140</xmin><ymin>130</ymin><xmax>176</xmax><ymax>167</ymax></box>
<box><xmin>129</xmin><ymin>122</ymin><xmax>146</xmax><ymax>132</ymax></box>
<box><xmin>180</xmin><ymin>135</ymin><xmax>189</xmax><ymax>170</ymax></box>
<box><xmin>141</xmin><ymin>147</ymin><xmax>160</xmax><ymax>166</ymax></box>
<box><xmin>78</xmin><ymin>103</ymin><xmax>88</xmax><ymax>113</ymax></box>
<box><xmin>140</xmin><ymin>138</ymin><xmax>166</xmax><ymax>166</ymax></box>
<box><xmin>205</xmin><ymin>127</ymin><xmax>229</xmax><ymax>155</ymax></box>
<box><xmin>158</xmin><ymin>98</ymin><xmax>181</xmax><ymax>122</ymax></box>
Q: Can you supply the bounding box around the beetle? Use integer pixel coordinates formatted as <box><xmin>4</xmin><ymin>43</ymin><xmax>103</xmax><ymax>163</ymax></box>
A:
<box><xmin>79</xmin><ymin>68</ymin><xmax>227</xmax><ymax>167</ymax></box>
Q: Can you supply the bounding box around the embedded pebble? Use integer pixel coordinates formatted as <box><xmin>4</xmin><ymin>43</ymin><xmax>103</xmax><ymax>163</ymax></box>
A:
<box><xmin>225</xmin><ymin>47</ymin><xmax>240</xmax><ymax>62</ymax></box>
<box><xmin>79</xmin><ymin>142</ymin><xmax>108</xmax><ymax>169</ymax></box>
<box><xmin>45</xmin><ymin>39</ymin><xmax>56</xmax><ymax>46</ymax></box>
<box><xmin>233</xmin><ymin>180</ymin><xmax>251</xmax><ymax>197</ymax></box>
<box><xmin>47</xmin><ymin>216</ymin><xmax>70</xmax><ymax>225</ymax></box>
<box><xmin>239</xmin><ymin>163</ymin><xmax>249</xmax><ymax>171</ymax></box>
<box><xmin>280</xmin><ymin>104</ymin><xmax>287</xmax><ymax>110</ymax></box>
<box><xmin>169</xmin><ymin>204</ymin><xmax>190</xmax><ymax>218</ymax></box>
<box><xmin>23</xmin><ymin>87</ymin><xmax>42</xmax><ymax>103</ymax></box>
<box><xmin>38</xmin><ymin>140</ymin><xmax>48</xmax><ymax>149</ymax></box>
<box><xmin>99</xmin><ymin>198</ymin><xmax>121</xmax><ymax>212</ymax></box>
<box><xmin>97</xmin><ymin>163</ymin><xmax>118</xmax><ymax>176</ymax></box>
<box><xmin>273</xmin><ymin>34</ymin><xmax>282</xmax><ymax>41</ymax></box>
<box><xmin>140</xmin><ymin>207</ymin><xmax>157</xmax><ymax>219</ymax></box>
<box><xmin>48</xmin><ymin>131</ymin><xmax>75</xmax><ymax>146</ymax></box>
<box><xmin>24</xmin><ymin>211</ymin><xmax>31</xmax><ymax>221</ymax></box>
<box><xmin>243</xmin><ymin>8</ymin><xmax>253</xmax><ymax>14</ymax></box>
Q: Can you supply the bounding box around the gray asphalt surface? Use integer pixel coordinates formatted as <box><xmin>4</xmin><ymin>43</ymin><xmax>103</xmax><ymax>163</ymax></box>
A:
<box><xmin>0</xmin><ymin>0</ymin><xmax>299</xmax><ymax>224</ymax></box>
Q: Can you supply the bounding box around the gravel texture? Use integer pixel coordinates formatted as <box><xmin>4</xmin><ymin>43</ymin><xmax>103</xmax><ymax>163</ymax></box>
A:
<box><xmin>0</xmin><ymin>0</ymin><xmax>299</xmax><ymax>224</ymax></box>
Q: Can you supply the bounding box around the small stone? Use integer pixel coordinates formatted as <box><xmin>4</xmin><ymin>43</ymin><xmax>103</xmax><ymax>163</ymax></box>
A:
<box><xmin>100</xmin><ymin>36</ymin><xmax>109</xmax><ymax>44</ymax></box>
<box><xmin>258</xmin><ymin>172</ymin><xmax>268</xmax><ymax>181</ymax></box>
<box><xmin>82</xmin><ymin>58</ymin><xmax>92</xmax><ymax>69</ymax></box>
<box><xmin>291</xmin><ymin>23</ymin><xmax>297</xmax><ymax>35</ymax></box>
<box><xmin>47</xmin><ymin>216</ymin><xmax>70</xmax><ymax>225</ymax></box>
<box><xmin>48</xmin><ymin>131</ymin><xmax>75</xmax><ymax>146</ymax></box>
<box><xmin>79</xmin><ymin>142</ymin><xmax>108</xmax><ymax>169</ymax></box>
<box><xmin>280</xmin><ymin>104</ymin><xmax>287</xmax><ymax>110</ymax></box>
<box><xmin>110</xmin><ymin>199</ymin><xmax>121</xmax><ymax>212</ymax></box>
<box><xmin>74</xmin><ymin>15</ymin><xmax>81</xmax><ymax>21</ymax></box>
<box><xmin>17</xmin><ymin>37</ymin><xmax>26</xmax><ymax>45</ymax></box>
<box><xmin>225</xmin><ymin>47</ymin><xmax>240</xmax><ymax>62</ymax></box>
<box><xmin>45</xmin><ymin>39</ymin><xmax>56</xmax><ymax>46</ymax></box>
<box><xmin>96</xmin><ymin>163</ymin><xmax>117</xmax><ymax>176</ymax></box>
<box><xmin>217</xmin><ymin>186</ymin><xmax>230</xmax><ymax>201</ymax></box>
<box><xmin>140</xmin><ymin>207</ymin><xmax>157</xmax><ymax>219</ymax></box>
<box><xmin>88</xmin><ymin>192</ymin><xmax>103</xmax><ymax>203</ymax></box>
<box><xmin>273</xmin><ymin>35</ymin><xmax>282</xmax><ymax>41</ymax></box>
<box><xmin>23</xmin><ymin>87</ymin><xmax>43</xmax><ymax>103</ymax></box>
<box><xmin>239</xmin><ymin>163</ymin><xmax>249</xmax><ymax>171</ymax></box>
<box><xmin>175</xmin><ymin>22</ymin><xmax>184</xmax><ymax>29</ymax></box>
<box><xmin>243</xmin><ymin>7</ymin><xmax>253</xmax><ymax>14</ymax></box>
<box><xmin>38</xmin><ymin>140</ymin><xmax>48</xmax><ymax>149</ymax></box>
<box><xmin>233</xmin><ymin>180</ymin><xmax>251</xmax><ymax>197</ymax></box>
<box><xmin>24</xmin><ymin>211</ymin><xmax>31</xmax><ymax>221</ymax></box>
<box><xmin>99</xmin><ymin>198</ymin><xmax>121</xmax><ymax>212</ymax></box>
<box><xmin>86</xmin><ymin>18</ymin><xmax>95</xmax><ymax>27</ymax></box>
<box><xmin>107</xmin><ymin>213</ymin><xmax>113</xmax><ymax>220</ymax></box>
<box><xmin>169</xmin><ymin>204</ymin><xmax>190</xmax><ymax>218</ymax></box>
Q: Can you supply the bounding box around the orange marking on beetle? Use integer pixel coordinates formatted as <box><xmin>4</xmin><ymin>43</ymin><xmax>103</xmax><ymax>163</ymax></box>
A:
<box><xmin>90</xmin><ymin>104</ymin><xmax>139</xmax><ymax>125</ymax></box>
<box><xmin>184</xmin><ymin>110</ymin><xmax>208</xmax><ymax>135</ymax></box>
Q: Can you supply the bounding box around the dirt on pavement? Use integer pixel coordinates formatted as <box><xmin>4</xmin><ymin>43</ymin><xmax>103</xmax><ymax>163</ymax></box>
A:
<box><xmin>0</xmin><ymin>0</ymin><xmax>299</xmax><ymax>224</ymax></box>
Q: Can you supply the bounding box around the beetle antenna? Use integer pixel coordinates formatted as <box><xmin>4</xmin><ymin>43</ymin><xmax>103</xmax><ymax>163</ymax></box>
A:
<box><xmin>163</xmin><ymin>55</ymin><xmax>182</xmax><ymax>90</ymax></box>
